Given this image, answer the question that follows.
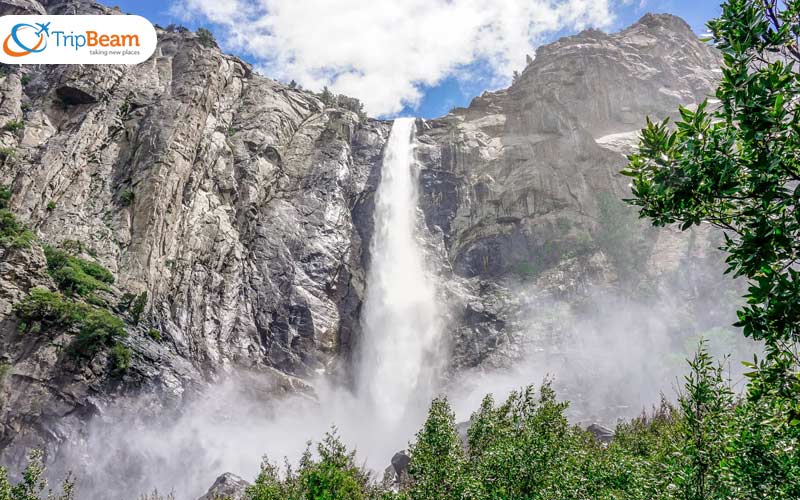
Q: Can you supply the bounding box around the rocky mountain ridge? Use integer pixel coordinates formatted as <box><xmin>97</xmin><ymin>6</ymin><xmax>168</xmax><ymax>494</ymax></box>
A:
<box><xmin>0</xmin><ymin>0</ymin><xmax>732</xmax><ymax>493</ymax></box>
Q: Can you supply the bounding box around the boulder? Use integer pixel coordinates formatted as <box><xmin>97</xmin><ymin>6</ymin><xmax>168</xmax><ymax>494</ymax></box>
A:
<box><xmin>197</xmin><ymin>473</ymin><xmax>250</xmax><ymax>500</ymax></box>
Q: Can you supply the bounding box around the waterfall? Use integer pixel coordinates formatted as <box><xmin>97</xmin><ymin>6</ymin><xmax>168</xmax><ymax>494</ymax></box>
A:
<box><xmin>358</xmin><ymin>117</ymin><xmax>441</xmax><ymax>424</ymax></box>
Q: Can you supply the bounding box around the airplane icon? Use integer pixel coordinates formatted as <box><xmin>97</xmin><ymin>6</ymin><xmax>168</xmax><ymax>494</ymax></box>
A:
<box><xmin>34</xmin><ymin>22</ymin><xmax>50</xmax><ymax>37</ymax></box>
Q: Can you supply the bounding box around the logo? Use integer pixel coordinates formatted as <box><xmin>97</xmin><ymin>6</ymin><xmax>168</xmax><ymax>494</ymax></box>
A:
<box><xmin>3</xmin><ymin>22</ymin><xmax>49</xmax><ymax>57</ymax></box>
<box><xmin>0</xmin><ymin>16</ymin><xmax>157</xmax><ymax>64</ymax></box>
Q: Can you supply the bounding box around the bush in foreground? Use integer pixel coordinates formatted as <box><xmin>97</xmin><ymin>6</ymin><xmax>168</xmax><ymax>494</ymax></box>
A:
<box><xmin>0</xmin><ymin>449</ymin><xmax>73</xmax><ymax>500</ymax></box>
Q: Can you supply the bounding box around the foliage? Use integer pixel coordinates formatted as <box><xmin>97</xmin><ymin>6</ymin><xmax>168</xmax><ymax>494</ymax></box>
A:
<box><xmin>0</xmin><ymin>210</ymin><xmax>34</xmax><ymax>249</ymax></box>
<box><xmin>398</xmin><ymin>342</ymin><xmax>800</xmax><ymax>500</ymax></box>
<box><xmin>319</xmin><ymin>86</ymin><xmax>336</xmax><ymax>107</ymax></box>
<box><xmin>20</xmin><ymin>75</ymin><xmax>30</xmax><ymax>86</ymax></box>
<box><xmin>0</xmin><ymin>147</ymin><xmax>13</xmax><ymax>161</ymax></box>
<box><xmin>336</xmin><ymin>94</ymin><xmax>368</xmax><ymax>121</ymax></box>
<box><xmin>623</xmin><ymin>3</ymin><xmax>800</xmax><ymax>495</ymax></box>
<box><xmin>406</xmin><ymin>397</ymin><xmax>466</xmax><ymax>500</ymax></box>
<box><xmin>2</xmin><ymin>343</ymin><xmax>796</xmax><ymax>499</ymax></box>
<box><xmin>623</xmin><ymin>0</ymin><xmax>800</xmax><ymax>363</ymax></box>
<box><xmin>14</xmin><ymin>287</ymin><xmax>128</xmax><ymax>362</ymax></box>
<box><xmin>120</xmin><ymin>190</ymin><xmax>134</xmax><ymax>206</ymax></box>
<box><xmin>70</xmin><ymin>308</ymin><xmax>126</xmax><ymax>359</ymax></box>
<box><xmin>44</xmin><ymin>246</ymin><xmax>114</xmax><ymax>298</ymax></box>
<box><xmin>2</xmin><ymin>120</ymin><xmax>24</xmax><ymax>133</ymax></box>
<box><xmin>0</xmin><ymin>449</ymin><xmax>74</xmax><ymax>500</ymax></box>
<box><xmin>298</xmin><ymin>430</ymin><xmax>371</xmax><ymax>500</ymax></box>
<box><xmin>117</xmin><ymin>292</ymin><xmax>136</xmax><ymax>312</ymax></box>
<box><xmin>45</xmin><ymin>202</ymin><xmax>55</xmax><ymax>211</ymax></box>
<box><xmin>316</xmin><ymin>88</ymin><xmax>368</xmax><ymax>120</ymax></box>
<box><xmin>0</xmin><ymin>188</ymin><xmax>33</xmax><ymax>248</ymax></box>
<box><xmin>246</xmin><ymin>458</ymin><xmax>295</xmax><ymax>500</ymax></box>
<box><xmin>14</xmin><ymin>288</ymin><xmax>88</xmax><ymax>332</ymax></box>
<box><xmin>109</xmin><ymin>343</ymin><xmax>132</xmax><ymax>372</ymax></box>
<box><xmin>673</xmin><ymin>342</ymin><xmax>735</xmax><ymax>500</ymax></box>
<box><xmin>147</xmin><ymin>328</ymin><xmax>161</xmax><ymax>342</ymax></box>
<box><xmin>196</xmin><ymin>28</ymin><xmax>217</xmax><ymax>48</ymax></box>
<box><xmin>131</xmin><ymin>292</ymin><xmax>147</xmax><ymax>326</ymax></box>
<box><xmin>244</xmin><ymin>429</ymin><xmax>375</xmax><ymax>500</ymax></box>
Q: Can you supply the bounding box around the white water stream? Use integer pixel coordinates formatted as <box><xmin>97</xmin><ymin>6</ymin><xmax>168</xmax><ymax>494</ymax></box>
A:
<box><xmin>357</xmin><ymin>117</ymin><xmax>442</xmax><ymax>424</ymax></box>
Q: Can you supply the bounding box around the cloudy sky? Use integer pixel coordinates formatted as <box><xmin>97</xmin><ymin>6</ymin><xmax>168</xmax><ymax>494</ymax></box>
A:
<box><xmin>99</xmin><ymin>0</ymin><xmax>721</xmax><ymax>118</ymax></box>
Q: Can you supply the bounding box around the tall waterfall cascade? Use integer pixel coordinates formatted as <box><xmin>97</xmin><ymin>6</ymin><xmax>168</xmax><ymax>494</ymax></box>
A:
<box><xmin>357</xmin><ymin>117</ymin><xmax>442</xmax><ymax>424</ymax></box>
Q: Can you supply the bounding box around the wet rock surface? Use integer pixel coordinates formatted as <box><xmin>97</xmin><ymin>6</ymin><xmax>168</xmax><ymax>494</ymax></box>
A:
<box><xmin>197</xmin><ymin>472</ymin><xmax>250</xmax><ymax>500</ymax></box>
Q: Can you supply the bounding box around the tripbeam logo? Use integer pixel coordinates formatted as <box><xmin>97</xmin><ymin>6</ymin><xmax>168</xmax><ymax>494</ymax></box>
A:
<box><xmin>0</xmin><ymin>15</ymin><xmax>156</xmax><ymax>64</ymax></box>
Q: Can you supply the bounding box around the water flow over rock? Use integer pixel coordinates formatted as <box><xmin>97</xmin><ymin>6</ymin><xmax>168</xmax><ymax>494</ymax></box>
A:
<box><xmin>358</xmin><ymin>118</ymin><xmax>442</xmax><ymax>424</ymax></box>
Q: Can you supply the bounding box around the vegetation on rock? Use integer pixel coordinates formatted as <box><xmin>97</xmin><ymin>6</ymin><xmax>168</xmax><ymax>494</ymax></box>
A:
<box><xmin>0</xmin><ymin>147</ymin><xmax>14</xmax><ymax>161</ymax></box>
<box><xmin>44</xmin><ymin>245</ymin><xmax>114</xmax><ymax>298</ymax></box>
<box><xmin>0</xmin><ymin>209</ymin><xmax>34</xmax><ymax>249</ymax></box>
<box><xmin>2</xmin><ymin>119</ymin><xmax>24</xmax><ymax>133</ymax></box>
<box><xmin>196</xmin><ymin>28</ymin><xmax>217</xmax><ymax>48</ymax></box>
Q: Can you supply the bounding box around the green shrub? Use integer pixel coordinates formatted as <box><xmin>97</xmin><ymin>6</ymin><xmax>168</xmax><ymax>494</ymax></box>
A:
<box><xmin>14</xmin><ymin>287</ymin><xmax>88</xmax><ymax>331</ymax></box>
<box><xmin>46</xmin><ymin>201</ymin><xmax>56</xmax><ymax>211</ymax></box>
<box><xmin>196</xmin><ymin>28</ymin><xmax>216</xmax><ymax>48</ymax></box>
<box><xmin>70</xmin><ymin>307</ymin><xmax>126</xmax><ymax>358</ymax></box>
<box><xmin>14</xmin><ymin>287</ymin><xmax>129</xmax><ymax>362</ymax></box>
<box><xmin>120</xmin><ymin>189</ymin><xmax>134</xmax><ymax>206</ymax></box>
<box><xmin>462</xmin><ymin>382</ymin><xmax>606</xmax><ymax>499</ymax></box>
<box><xmin>336</xmin><ymin>94</ymin><xmax>368</xmax><ymax>121</ymax></box>
<box><xmin>20</xmin><ymin>75</ymin><xmax>30</xmax><ymax>86</ymax></box>
<box><xmin>0</xmin><ymin>147</ymin><xmax>13</xmax><ymax>161</ymax></box>
<box><xmin>0</xmin><ymin>449</ymin><xmax>74</xmax><ymax>500</ymax></box>
<box><xmin>0</xmin><ymin>209</ymin><xmax>34</xmax><ymax>249</ymax></box>
<box><xmin>319</xmin><ymin>86</ymin><xmax>336</xmax><ymax>107</ymax></box>
<box><xmin>147</xmin><ymin>328</ymin><xmax>161</xmax><ymax>342</ymax></box>
<box><xmin>131</xmin><ymin>291</ymin><xmax>147</xmax><ymax>325</ymax></box>
<box><xmin>0</xmin><ymin>185</ymin><xmax>9</xmax><ymax>209</ymax></box>
<box><xmin>117</xmin><ymin>292</ymin><xmax>136</xmax><ymax>312</ymax></box>
<box><xmin>110</xmin><ymin>342</ymin><xmax>132</xmax><ymax>372</ymax></box>
<box><xmin>85</xmin><ymin>293</ymin><xmax>108</xmax><ymax>308</ymax></box>
<box><xmin>2</xmin><ymin>119</ymin><xmax>24</xmax><ymax>132</ymax></box>
<box><xmin>245</xmin><ymin>429</ymin><xmax>373</xmax><ymax>500</ymax></box>
<box><xmin>44</xmin><ymin>246</ymin><xmax>115</xmax><ymax>297</ymax></box>
<box><xmin>246</xmin><ymin>459</ymin><xmax>293</xmax><ymax>500</ymax></box>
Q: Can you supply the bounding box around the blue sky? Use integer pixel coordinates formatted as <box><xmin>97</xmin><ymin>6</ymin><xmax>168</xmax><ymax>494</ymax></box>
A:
<box><xmin>98</xmin><ymin>0</ymin><xmax>722</xmax><ymax>119</ymax></box>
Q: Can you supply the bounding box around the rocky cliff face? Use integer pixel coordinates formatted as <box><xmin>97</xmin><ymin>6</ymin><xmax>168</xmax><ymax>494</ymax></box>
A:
<box><xmin>0</xmin><ymin>0</ymin><xmax>728</xmax><ymax>485</ymax></box>
<box><xmin>416</xmin><ymin>13</ymin><xmax>726</xmax><ymax>372</ymax></box>
<box><xmin>0</xmin><ymin>0</ymin><xmax>390</xmax><ymax>470</ymax></box>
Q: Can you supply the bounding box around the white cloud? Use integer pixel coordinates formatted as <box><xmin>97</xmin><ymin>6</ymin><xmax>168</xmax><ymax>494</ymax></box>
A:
<box><xmin>173</xmin><ymin>0</ymin><xmax>619</xmax><ymax>116</ymax></box>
